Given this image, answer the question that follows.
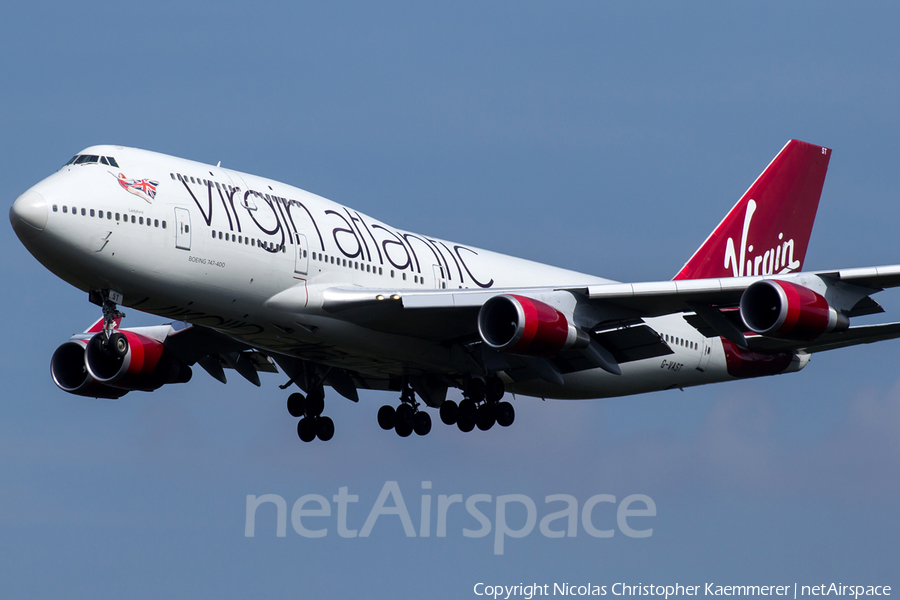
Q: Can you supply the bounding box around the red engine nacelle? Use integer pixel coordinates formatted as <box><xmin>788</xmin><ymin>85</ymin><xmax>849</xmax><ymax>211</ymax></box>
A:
<box><xmin>477</xmin><ymin>294</ymin><xmax>588</xmax><ymax>356</ymax></box>
<box><xmin>739</xmin><ymin>279</ymin><xmax>849</xmax><ymax>340</ymax></box>
<box><xmin>84</xmin><ymin>330</ymin><xmax>192</xmax><ymax>391</ymax></box>
<box><xmin>50</xmin><ymin>339</ymin><xmax>129</xmax><ymax>399</ymax></box>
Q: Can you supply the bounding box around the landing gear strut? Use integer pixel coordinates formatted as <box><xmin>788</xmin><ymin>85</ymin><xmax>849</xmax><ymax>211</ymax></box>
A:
<box><xmin>378</xmin><ymin>385</ymin><xmax>432</xmax><ymax>437</ymax></box>
<box><xmin>287</xmin><ymin>388</ymin><xmax>334</xmax><ymax>442</ymax></box>
<box><xmin>440</xmin><ymin>375</ymin><xmax>514</xmax><ymax>433</ymax></box>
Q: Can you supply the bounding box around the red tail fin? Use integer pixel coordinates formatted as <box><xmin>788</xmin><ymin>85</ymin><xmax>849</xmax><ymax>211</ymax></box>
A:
<box><xmin>673</xmin><ymin>140</ymin><xmax>831</xmax><ymax>281</ymax></box>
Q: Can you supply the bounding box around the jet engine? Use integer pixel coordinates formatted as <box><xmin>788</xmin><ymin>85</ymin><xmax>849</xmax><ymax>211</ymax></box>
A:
<box><xmin>84</xmin><ymin>329</ymin><xmax>192</xmax><ymax>391</ymax></box>
<box><xmin>739</xmin><ymin>279</ymin><xmax>849</xmax><ymax>340</ymax></box>
<box><xmin>50</xmin><ymin>324</ymin><xmax>192</xmax><ymax>397</ymax></box>
<box><xmin>477</xmin><ymin>294</ymin><xmax>589</xmax><ymax>356</ymax></box>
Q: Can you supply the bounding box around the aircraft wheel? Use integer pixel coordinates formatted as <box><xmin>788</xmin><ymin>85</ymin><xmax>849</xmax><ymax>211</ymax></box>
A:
<box><xmin>476</xmin><ymin>404</ymin><xmax>496</xmax><ymax>431</ymax></box>
<box><xmin>496</xmin><ymin>401</ymin><xmax>515</xmax><ymax>427</ymax></box>
<box><xmin>439</xmin><ymin>400</ymin><xmax>458</xmax><ymax>425</ymax></box>
<box><xmin>377</xmin><ymin>405</ymin><xmax>396</xmax><ymax>430</ymax></box>
<box><xmin>306</xmin><ymin>392</ymin><xmax>325</xmax><ymax>417</ymax></box>
<box><xmin>485</xmin><ymin>376</ymin><xmax>505</xmax><ymax>402</ymax></box>
<box><xmin>109</xmin><ymin>332</ymin><xmax>129</xmax><ymax>358</ymax></box>
<box><xmin>395</xmin><ymin>421</ymin><xmax>413</xmax><ymax>437</ymax></box>
<box><xmin>458</xmin><ymin>398</ymin><xmax>477</xmax><ymax>422</ymax></box>
<box><xmin>413</xmin><ymin>411</ymin><xmax>432</xmax><ymax>436</ymax></box>
<box><xmin>457</xmin><ymin>415</ymin><xmax>475</xmax><ymax>433</ymax></box>
<box><xmin>467</xmin><ymin>379</ymin><xmax>486</xmax><ymax>403</ymax></box>
<box><xmin>297</xmin><ymin>417</ymin><xmax>317</xmax><ymax>442</ymax></box>
<box><xmin>287</xmin><ymin>393</ymin><xmax>307</xmax><ymax>418</ymax></box>
<box><xmin>396</xmin><ymin>403</ymin><xmax>415</xmax><ymax>428</ymax></box>
<box><xmin>316</xmin><ymin>416</ymin><xmax>335</xmax><ymax>441</ymax></box>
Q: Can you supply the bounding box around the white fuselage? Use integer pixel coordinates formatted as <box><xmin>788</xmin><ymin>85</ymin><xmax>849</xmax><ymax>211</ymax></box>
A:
<box><xmin>14</xmin><ymin>145</ymin><xmax>782</xmax><ymax>400</ymax></box>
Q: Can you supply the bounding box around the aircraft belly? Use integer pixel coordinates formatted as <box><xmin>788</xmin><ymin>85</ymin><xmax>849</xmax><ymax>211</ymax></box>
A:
<box><xmin>506</xmin><ymin>351</ymin><xmax>733</xmax><ymax>400</ymax></box>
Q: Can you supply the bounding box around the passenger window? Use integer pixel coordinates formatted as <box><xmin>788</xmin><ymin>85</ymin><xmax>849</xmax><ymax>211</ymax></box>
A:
<box><xmin>162</xmin><ymin>221</ymin><xmax>166</xmax><ymax>229</ymax></box>
<box><xmin>131</xmin><ymin>215</ymin><xmax>136</xmax><ymax>223</ymax></box>
<box><xmin>185</xmin><ymin>225</ymin><xmax>190</xmax><ymax>233</ymax></box>
<box><xmin>170</xmin><ymin>173</ymin><xmax>176</xmax><ymax>180</ymax></box>
<box><xmin>63</xmin><ymin>206</ymin><xmax>68</xmax><ymax>213</ymax></box>
<box><xmin>107</xmin><ymin>212</ymin><xmax>112</xmax><ymax>219</ymax></box>
<box><xmin>90</xmin><ymin>209</ymin><xmax>95</xmax><ymax>217</ymax></box>
<box><xmin>139</xmin><ymin>217</ymin><xmax>144</xmax><ymax>224</ymax></box>
<box><xmin>81</xmin><ymin>208</ymin><xmax>86</xmax><ymax>216</ymax></box>
<box><xmin>115</xmin><ymin>213</ymin><xmax>120</xmax><ymax>221</ymax></box>
<box><xmin>154</xmin><ymin>219</ymin><xmax>159</xmax><ymax>227</ymax></box>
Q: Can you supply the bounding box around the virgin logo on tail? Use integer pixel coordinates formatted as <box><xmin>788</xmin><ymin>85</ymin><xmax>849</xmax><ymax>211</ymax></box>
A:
<box><xmin>673</xmin><ymin>140</ymin><xmax>830</xmax><ymax>282</ymax></box>
<box><xmin>723</xmin><ymin>199</ymin><xmax>800</xmax><ymax>277</ymax></box>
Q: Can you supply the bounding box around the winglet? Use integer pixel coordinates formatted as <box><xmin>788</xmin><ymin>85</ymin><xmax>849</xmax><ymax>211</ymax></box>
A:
<box><xmin>674</xmin><ymin>140</ymin><xmax>831</xmax><ymax>281</ymax></box>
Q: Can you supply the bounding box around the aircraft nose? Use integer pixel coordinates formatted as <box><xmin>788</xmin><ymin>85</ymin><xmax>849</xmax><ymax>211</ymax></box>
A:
<box><xmin>9</xmin><ymin>189</ymin><xmax>48</xmax><ymax>240</ymax></box>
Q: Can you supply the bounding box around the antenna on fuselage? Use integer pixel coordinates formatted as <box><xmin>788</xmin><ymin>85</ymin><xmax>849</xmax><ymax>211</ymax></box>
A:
<box><xmin>217</xmin><ymin>161</ymin><xmax>221</xmax><ymax>167</ymax></box>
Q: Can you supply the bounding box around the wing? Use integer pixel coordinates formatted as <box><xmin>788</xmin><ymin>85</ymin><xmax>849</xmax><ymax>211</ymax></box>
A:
<box><xmin>314</xmin><ymin>265</ymin><xmax>900</xmax><ymax>331</ymax></box>
<box><xmin>287</xmin><ymin>265</ymin><xmax>900</xmax><ymax>386</ymax></box>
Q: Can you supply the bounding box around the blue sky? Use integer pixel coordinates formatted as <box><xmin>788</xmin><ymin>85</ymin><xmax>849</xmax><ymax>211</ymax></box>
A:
<box><xmin>2</xmin><ymin>2</ymin><xmax>899</xmax><ymax>598</ymax></box>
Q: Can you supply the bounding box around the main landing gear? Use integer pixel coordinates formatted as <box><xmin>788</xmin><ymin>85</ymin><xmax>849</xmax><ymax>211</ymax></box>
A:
<box><xmin>287</xmin><ymin>388</ymin><xmax>334</xmax><ymax>442</ymax></box>
<box><xmin>439</xmin><ymin>376</ymin><xmax>514</xmax><ymax>433</ymax></box>
<box><xmin>377</xmin><ymin>385</ymin><xmax>432</xmax><ymax>437</ymax></box>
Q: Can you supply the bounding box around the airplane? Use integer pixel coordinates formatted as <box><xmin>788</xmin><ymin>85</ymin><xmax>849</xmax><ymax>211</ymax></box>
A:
<box><xmin>10</xmin><ymin>139</ymin><xmax>900</xmax><ymax>442</ymax></box>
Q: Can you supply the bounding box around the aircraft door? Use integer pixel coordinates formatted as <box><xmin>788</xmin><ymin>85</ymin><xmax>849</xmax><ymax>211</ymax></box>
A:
<box><xmin>174</xmin><ymin>207</ymin><xmax>191</xmax><ymax>250</ymax></box>
<box><xmin>697</xmin><ymin>337</ymin><xmax>712</xmax><ymax>372</ymax></box>
<box><xmin>433</xmin><ymin>264</ymin><xmax>447</xmax><ymax>289</ymax></box>
<box><xmin>294</xmin><ymin>232</ymin><xmax>309</xmax><ymax>276</ymax></box>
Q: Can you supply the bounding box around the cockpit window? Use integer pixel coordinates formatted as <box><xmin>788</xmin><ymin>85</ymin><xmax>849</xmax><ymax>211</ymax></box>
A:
<box><xmin>65</xmin><ymin>156</ymin><xmax>78</xmax><ymax>166</ymax></box>
<box><xmin>68</xmin><ymin>154</ymin><xmax>119</xmax><ymax>167</ymax></box>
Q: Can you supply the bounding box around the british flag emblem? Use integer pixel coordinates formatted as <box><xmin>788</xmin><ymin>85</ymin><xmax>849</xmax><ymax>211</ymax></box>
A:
<box><xmin>111</xmin><ymin>172</ymin><xmax>158</xmax><ymax>204</ymax></box>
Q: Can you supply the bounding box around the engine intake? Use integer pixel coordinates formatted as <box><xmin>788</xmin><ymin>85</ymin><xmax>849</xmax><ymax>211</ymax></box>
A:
<box><xmin>478</xmin><ymin>294</ymin><xmax>588</xmax><ymax>356</ymax></box>
<box><xmin>739</xmin><ymin>279</ymin><xmax>848</xmax><ymax>340</ymax></box>
<box><xmin>50</xmin><ymin>340</ymin><xmax>128</xmax><ymax>399</ymax></box>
